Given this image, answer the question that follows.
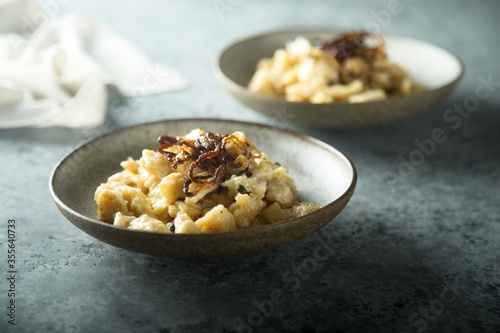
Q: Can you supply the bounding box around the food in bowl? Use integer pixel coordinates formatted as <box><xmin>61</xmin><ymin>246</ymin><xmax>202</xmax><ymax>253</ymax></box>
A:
<box><xmin>95</xmin><ymin>129</ymin><xmax>320</xmax><ymax>234</ymax></box>
<box><xmin>248</xmin><ymin>32</ymin><xmax>421</xmax><ymax>103</ymax></box>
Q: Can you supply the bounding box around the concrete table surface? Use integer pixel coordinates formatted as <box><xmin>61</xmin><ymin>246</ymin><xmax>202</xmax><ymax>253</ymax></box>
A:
<box><xmin>1</xmin><ymin>0</ymin><xmax>499</xmax><ymax>332</ymax></box>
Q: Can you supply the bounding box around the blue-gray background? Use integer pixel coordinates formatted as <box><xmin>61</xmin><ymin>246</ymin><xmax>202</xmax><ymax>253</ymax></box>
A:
<box><xmin>1</xmin><ymin>0</ymin><xmax>499</xmax><ymax>332</ymax></box>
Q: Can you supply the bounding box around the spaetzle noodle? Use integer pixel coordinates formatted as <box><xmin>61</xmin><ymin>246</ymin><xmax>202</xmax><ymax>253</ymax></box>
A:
<box><xmin>95</xmin><ymin>129</ymin><xmax>320</xmax><ymax>234</ymax></box>
<box><xmin>248</xmin><ymin>33</ymin><xmax>421</xmax><ymax>104</ymax></box>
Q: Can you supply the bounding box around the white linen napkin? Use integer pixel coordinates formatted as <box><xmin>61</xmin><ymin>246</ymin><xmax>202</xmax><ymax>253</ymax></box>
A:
<box><xmin>0</xmin><ymin>0</ymin><xmax>188</xmax><ymax>128</ymax></box>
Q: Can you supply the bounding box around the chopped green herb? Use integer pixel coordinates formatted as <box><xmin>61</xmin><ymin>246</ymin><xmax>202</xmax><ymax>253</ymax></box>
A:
<box><xmin>237</xmin><ymin>185</ymin><xmax>251</xmax><ymax>195</ymax></box>
<box><xmin>246</xmin><ymin>171</ymin><xmax>253</xmax><ymax>177</ymax></box>
<box><xmin>169</xmin><ymin>224</ymin><xmax>175</xmax><ymax>232</ymax></box>
<box><xmin>275</xmin><ymin>162</ymin><xmax>281</xmax><ymax>166</ymax></box>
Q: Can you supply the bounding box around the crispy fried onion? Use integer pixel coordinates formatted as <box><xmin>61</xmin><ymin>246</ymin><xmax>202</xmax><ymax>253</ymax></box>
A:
<box><xmin>313</xmin><ymin>32</ymin><xmax>385</xmax><ymax>63</ymax></box>
<box><xmin>158</xmin><ymin>131</ymin><xmax>262</xmax><ymax>197</ymax></box>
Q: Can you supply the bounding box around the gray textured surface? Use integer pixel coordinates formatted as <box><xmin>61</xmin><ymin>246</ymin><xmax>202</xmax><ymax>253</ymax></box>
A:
<box><xmin>1</xmin><ymin>0</ymin><xmax>499</xmax><ymax>332</ymax></box>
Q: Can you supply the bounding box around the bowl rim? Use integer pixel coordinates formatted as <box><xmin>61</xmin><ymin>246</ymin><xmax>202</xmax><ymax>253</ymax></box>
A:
<box><xmin>215</xmin><ymin>27</ymin><xmax>465</xmax><ymax>106</ymax></box>
<box><xmin>49</xmin><ymin>117</ymin><xmax>358</xmax><ymax>239</ymax></box>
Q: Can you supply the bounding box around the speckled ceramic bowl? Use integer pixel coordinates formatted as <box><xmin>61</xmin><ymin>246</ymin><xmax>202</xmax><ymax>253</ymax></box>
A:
<box><xmin>215</xmin><ymin>29</ymin><xmax>464</xmax><ymax>129</ymax></box>
<box><xmin>50</xmin><ymin>119</ymin><xmax>356</xmax><ymax>258</ymax></box>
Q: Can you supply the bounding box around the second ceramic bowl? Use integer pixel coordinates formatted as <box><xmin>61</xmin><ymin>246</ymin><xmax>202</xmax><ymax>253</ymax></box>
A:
<box><xmin>216</xmin><ymin>29</ymin><xmax>464</xmax><ymax>129</ymax></box>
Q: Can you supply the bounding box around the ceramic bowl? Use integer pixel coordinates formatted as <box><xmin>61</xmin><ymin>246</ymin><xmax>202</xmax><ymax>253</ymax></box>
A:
<box><xmin>49</xmin><ymin>119</ymin><xmax>357</xmax><ymax>258</ymax></box>
<box><xmin>215</xmin><ymin>29</ymin><xmax>464</xmax><ymax>129</ymax></box>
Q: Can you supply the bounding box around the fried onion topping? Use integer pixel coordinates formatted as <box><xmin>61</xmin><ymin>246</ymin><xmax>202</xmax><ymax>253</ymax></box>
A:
<box><xmin>158</xmin><ymin>131</ymin><xmax>262</xmax><ymax>197</ymax></box>
<box><xmin>313</xmin><ymin>32</ymin><xmax>386</xmax><ymax>64</ymax></box>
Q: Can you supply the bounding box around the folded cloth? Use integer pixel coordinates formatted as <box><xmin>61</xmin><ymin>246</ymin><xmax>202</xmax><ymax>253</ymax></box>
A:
<box><xmin>0</xmin><ymin>0</ymin><xmax>188</xmax><ymax>128</ymax></box>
